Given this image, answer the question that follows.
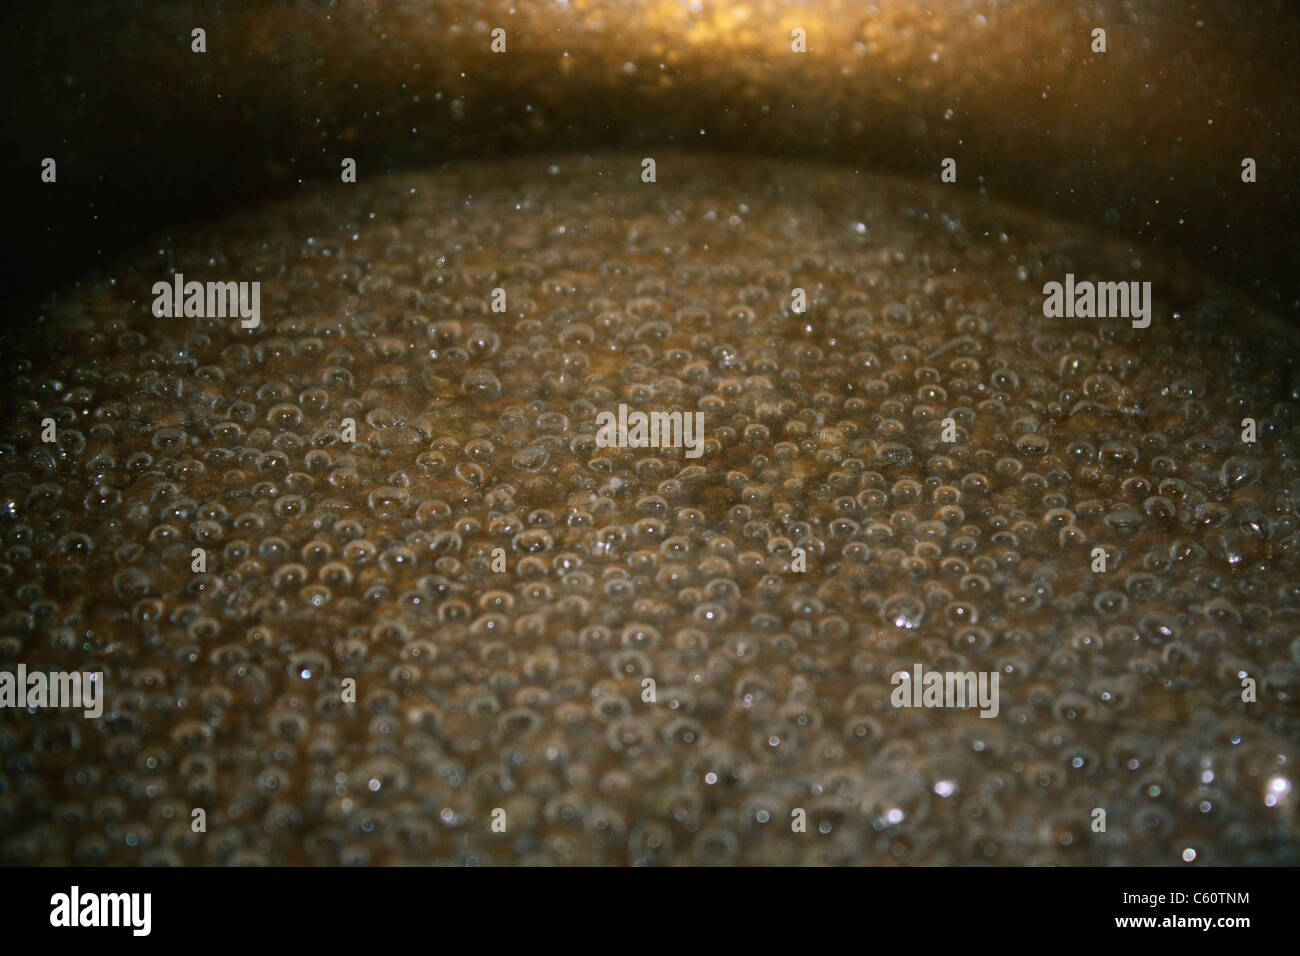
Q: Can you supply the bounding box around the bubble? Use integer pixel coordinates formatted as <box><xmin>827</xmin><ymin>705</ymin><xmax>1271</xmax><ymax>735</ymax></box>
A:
<box><xmin>461</xmin><ymin>368</ymin><xmax>502</xmax><ymax>399</ymax></box>
<box><xmin>882</xmin><ymin>594</ymin><xmax>926</xmax><ymax>629</ymax></box>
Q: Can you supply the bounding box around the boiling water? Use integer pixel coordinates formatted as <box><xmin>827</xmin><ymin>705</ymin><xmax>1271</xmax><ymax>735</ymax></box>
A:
<box><xmin>2</xmin><ymin>154</ymin><xmax>1296</xmax><ymax>865</ymax></box>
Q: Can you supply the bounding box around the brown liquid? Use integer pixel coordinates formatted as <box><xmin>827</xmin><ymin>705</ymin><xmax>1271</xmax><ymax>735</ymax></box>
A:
<box><xmin>2</xmin><ymin>154</ymin><xmax>1296</xmax><ymax>864</ymax></box>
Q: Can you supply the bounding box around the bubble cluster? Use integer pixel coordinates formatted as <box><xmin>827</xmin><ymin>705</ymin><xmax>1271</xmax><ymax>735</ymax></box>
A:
<box><xmin>1</xmin><ymin>153</ymin><xmax>1297</xmax><ymax>865</ymax></box>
